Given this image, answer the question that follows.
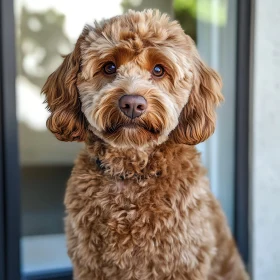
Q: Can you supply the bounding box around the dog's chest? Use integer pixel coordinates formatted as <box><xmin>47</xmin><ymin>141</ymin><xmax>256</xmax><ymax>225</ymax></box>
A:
<box><xmin>65</xmin><ymin>147</ymin><xmax>214</xmax><ymax>277</ymax></box>
<box><xmin>92</xmin><ymin>177</ymin><xmax>178</xmax><ymax>235</ymax></box>
<box><xmin>81</xmin><ymin>176</ymin><xmax>206</xmax><ymax>270</ymax></box>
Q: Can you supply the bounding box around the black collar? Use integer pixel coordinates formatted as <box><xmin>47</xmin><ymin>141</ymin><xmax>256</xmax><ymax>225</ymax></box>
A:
<box><xmin>95</xmin><ymin>158</ymin><xmax>105</xmax><ymax>170</ymax></box>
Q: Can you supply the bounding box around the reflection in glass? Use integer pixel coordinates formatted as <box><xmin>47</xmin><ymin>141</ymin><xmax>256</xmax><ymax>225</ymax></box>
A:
<box><xmin>16</xmin><ymin>0</ymin><xmax>124</xmax><ymax>275</ymax></box>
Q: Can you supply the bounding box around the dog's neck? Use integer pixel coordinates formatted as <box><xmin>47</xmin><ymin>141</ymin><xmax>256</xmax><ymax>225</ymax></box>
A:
<box><xmin>86</xmin><ymin>134</ymin><xmax>167</xmax><ymax>180</ymax></box>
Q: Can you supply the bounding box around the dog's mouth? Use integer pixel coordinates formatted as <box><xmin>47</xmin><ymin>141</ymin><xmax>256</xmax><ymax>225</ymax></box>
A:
<box><xmin>105</xmin><ymin>121</ymin><xmax>160</xmax><ymax>135</ymax></box>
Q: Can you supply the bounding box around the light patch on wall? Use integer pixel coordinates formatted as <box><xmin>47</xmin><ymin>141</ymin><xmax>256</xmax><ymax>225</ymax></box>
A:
<box><xmin>15</xmin><ymin>0</ymin><xmax>123</xmax><ymax>41</ymax></box>
<box><xmin>16</xmin><ymin>76</ymin><xmax>49</xmax><ymax>131</ymax></box>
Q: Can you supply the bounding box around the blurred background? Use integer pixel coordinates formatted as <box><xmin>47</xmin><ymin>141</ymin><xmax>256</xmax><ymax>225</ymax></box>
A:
<box><xmin>0</xmin><ymin>0</ymin><xmax>279</xmax><ymax>279</ymax></box>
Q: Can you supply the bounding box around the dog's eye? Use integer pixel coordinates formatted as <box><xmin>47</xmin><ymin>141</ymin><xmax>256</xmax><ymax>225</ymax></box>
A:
<box><xmin>152</xmin><ymin>65</ymin><xmax>165</xmax><ymax>77</ymax></box>
<box><xmin>103</xmin><ymin>62</ymin><xmax>117</xmax><ymax>75</ymax></box>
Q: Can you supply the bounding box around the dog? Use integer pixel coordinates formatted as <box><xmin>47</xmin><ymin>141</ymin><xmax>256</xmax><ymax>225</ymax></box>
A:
<box><xmin>42</xmin><ymin>9</ymin><xmax>249</xmax><ymax>280</ymax></box>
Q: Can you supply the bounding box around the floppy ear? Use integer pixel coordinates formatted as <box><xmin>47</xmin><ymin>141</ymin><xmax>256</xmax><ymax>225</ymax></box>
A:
<box><xmin>170</xmin><ymin>43</ymin><xmax>223</xmax><ymax>145</ymax></box>
<box><xmin>42</xmin><ymin>35</ymin><xmax>87</xmax><ymax>142</ymax></box>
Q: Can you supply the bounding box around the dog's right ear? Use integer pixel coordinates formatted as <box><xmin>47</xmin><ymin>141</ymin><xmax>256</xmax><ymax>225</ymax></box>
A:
<box><xmin>42</xmin><ymin>35</ymin><xmax>87</xmax><ymax>142</ymax></box>
<box><xmin>169</xmin><ymin>36</ymin><xmax>223</xmax><ymax>145</ymax></box>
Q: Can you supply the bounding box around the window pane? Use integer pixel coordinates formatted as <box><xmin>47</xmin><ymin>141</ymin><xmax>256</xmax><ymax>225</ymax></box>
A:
<box><xmin>196</xmin><ymin>0</ymin><xmax>237</xmax><ymax>229</ymax></box>
<box><xmin>15</xmin><ymin>0</ymin><xmax>124</xmax><ymax>276</ymax></box>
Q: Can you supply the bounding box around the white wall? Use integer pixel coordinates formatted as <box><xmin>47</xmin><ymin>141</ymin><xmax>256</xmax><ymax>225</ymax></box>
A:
<box><xmin>250</xmin><ymin>0</ymin><xmax>280</xmax><ymax>279</ymax></box>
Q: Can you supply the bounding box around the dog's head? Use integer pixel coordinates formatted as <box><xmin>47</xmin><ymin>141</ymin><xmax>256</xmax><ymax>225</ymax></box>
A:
<box><xmin>42</xmin><ymin>10</ymin><xmax>223</xmax><ymax>148</ymax></box>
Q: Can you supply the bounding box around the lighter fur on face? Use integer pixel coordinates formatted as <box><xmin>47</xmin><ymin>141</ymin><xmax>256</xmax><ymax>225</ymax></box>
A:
<box><xmin>42</xmin><ymin>9</ymin><xmax>223</xmax><ymax>148</ymax></box>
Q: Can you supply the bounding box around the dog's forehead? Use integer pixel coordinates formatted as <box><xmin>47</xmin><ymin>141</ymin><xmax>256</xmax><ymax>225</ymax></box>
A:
<box><xmin>79</xmin><ymin>11</ymin><xmax>194</xmax><ymax>81</ymax></box>
<box><xmin>81</xmin><ymin>10</ymin><xmax>188</xmax><ymax>57</ymax></box>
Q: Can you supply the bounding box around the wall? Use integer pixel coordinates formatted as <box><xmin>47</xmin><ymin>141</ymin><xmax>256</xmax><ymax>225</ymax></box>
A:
<box><xmin>251</xmin><ymin>0</ymin><xmax>280</xmax><ymax>278</ymax></box>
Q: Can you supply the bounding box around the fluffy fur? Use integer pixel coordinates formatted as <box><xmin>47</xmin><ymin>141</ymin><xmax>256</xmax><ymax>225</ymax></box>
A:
<box><xmin>42</xmin><ymin>10</ymin><xmax>249</xmax><ymax>280</ymax></box>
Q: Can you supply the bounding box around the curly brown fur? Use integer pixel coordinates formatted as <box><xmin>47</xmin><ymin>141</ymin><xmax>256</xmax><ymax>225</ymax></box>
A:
<box><xmin>42</xmin><ymin>9</ymin><xmax>249</xmax><ymax>280</ymax></box>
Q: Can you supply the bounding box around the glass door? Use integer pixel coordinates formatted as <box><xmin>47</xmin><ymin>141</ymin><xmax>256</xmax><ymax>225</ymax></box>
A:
<box><xmin>14</xmin><ymin>1</ymin><xmax>124</xmax><ymax>278</ymax></box>
<box><xmin>11</xmin><ymin>0</ymin><xmax>238</xmax><ymax>278</ymax></box>
<box><xmin>196</xmin><ymin>0</ymin><xmax>237</xmax><ymax>229</ymax></box>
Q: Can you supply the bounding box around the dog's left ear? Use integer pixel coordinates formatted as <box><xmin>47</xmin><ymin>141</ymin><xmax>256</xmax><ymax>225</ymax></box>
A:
<box><xmin>170</xmin><ymin>37</ymin><xmax>223</xmax><ymax>145</ymax></box>
<box><xmin>42</xmin><ymin>35</ymin><xmax>87</xmax><ymax>142</ymax></box>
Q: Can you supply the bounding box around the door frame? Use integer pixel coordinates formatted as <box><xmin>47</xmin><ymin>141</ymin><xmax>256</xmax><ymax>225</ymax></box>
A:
<box><xmin>0</xmin><ymin>0</ymin><xmax>21</xmax><ymax>280</ymax></box>
<box><xmin>234</xmin><ymin>0</ymin><xmax>252</xmax><ymax>266</ymax></box>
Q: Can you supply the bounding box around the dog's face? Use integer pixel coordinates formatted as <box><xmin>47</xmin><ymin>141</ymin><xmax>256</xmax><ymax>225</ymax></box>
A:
<box><xmin>43</xmin><ymin>10</ymin><xmax>223</xmax><ymax>148</ymax></box>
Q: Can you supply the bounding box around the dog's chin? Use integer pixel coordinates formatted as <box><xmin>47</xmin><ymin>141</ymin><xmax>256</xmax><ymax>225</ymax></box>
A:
<box><xmin>102</xmin><ymin>123</ymin><xmax>162</xmax><ymax>148</ymax></box>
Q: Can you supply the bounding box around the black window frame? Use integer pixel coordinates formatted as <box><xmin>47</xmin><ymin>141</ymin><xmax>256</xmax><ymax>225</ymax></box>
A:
<box><xmin>22</xmin><ymin>270</ymin><xmax>72</xmax><ymax>280</ymax></box>
<box><xmin>0</xmin><ymin>0</ymin><xmax>251</xmax><ymax>279</ymax></box>
<box><xmin>234</xmin><ymin>0</ymin><xmax>252</xmax><ymax>266</ymax></box>
<box><xmin>0</xmin><ymin>0</ymin><xmax>21</xmax><ymax>280</ymax></box>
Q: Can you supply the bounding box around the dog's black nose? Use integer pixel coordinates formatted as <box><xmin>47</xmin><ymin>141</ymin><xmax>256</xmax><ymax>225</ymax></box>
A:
<box><xmin>118</xmin><ymin>95</ymin><xmax>147</xmax><ymax>119</ymax></box>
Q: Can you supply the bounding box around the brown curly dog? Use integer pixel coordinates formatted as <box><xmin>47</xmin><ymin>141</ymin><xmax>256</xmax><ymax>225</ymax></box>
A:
<box><xmin>42</xmin><ymin>9</ymin><xmax>249</xmax><ymax>280</ymax></box>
